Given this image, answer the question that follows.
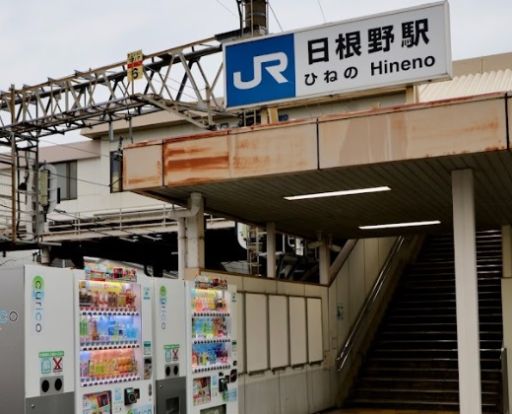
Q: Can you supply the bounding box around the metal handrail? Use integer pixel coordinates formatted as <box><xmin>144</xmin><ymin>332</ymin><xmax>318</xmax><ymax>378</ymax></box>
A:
<box><xmin>336</xmin><ymin>235</ymin><xmax>406</xmax><ymax>372</ymax></box>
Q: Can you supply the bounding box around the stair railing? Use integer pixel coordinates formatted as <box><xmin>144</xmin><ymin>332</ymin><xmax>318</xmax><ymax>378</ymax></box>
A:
<box><xmin>336</xmin><ymin>235</ymin><xmax>407</xmax><ymax>372</ymax></box>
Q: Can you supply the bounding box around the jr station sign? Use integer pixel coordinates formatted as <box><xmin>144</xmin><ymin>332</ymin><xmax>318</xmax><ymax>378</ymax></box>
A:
<box><xmin>224</xmin><ymin>1</ymin><xmax>452</xmax><ymax>109</ymax></box>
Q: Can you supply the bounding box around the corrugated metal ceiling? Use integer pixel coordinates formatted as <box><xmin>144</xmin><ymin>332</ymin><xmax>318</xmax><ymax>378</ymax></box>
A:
<box><xmin>418</xmin><ymin>69</ymin><xmax>512</xmax><ymax>102</ymax></box>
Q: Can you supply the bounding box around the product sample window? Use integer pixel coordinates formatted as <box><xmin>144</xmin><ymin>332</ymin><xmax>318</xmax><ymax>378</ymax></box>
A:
<box><xmin>53</xmin><ymin>160</ymin><xmax>77</xmax><ymax>201</ymax></box>
<box><xmin>110</xmin><ymin>151</ymin><xmax>123</xmax><ymax>193</ymax></box>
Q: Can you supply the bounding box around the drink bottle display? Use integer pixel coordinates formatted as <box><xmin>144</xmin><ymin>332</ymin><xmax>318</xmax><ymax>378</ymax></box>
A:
<box><xmin>187</xmin><ymin>278</ymin><xmax>238</xmax><ymax>413</ymax></box>
<box><xmin>76</xmin><ymin>262</ymin><xmax>154</xmax><ymax>414</ymax></box>
<box><xmin>78</xmin><ymin>280</ymin><xmax>142</xmax><ymax>386</ymax></box>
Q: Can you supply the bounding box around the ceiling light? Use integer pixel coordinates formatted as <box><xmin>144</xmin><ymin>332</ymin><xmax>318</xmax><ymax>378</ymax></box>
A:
<box><xmin>284</xmin><ymin>186</ymin><xmax>391</xmax><ymax>201</ymax></box>
<box><xmin>359</xmin><ymin>220</ymin><xmax>441</xmax><ymax>230</ymax></box>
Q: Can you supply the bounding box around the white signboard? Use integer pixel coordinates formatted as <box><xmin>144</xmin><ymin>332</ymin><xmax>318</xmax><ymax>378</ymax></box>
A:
<box><xmin>224</xmin><ymin>1</ymin><xmax>452</xmax><ymax>109</ymax></box>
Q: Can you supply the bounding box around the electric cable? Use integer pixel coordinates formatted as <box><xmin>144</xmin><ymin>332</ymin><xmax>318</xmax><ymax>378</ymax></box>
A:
<box><xmin>317</xmin><ymin>0</ymin><xmax>327</xmax><ymax>23</ymax></box>
<box><xmin>268</xmin><ymin>3</ymin><xmax>284</xmax><ymax>32</ymax></box>
<box><xmin>215</xmin><ymin>0</ymin><xmax>238</xmax><ymax>17</ymax></box>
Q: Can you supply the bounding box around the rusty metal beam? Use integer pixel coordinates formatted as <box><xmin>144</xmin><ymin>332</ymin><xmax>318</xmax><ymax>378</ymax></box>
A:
<box><xmin>0</xmin><ymin>37</ymin><xmax>234</xmax><ymax>142</ymax></box>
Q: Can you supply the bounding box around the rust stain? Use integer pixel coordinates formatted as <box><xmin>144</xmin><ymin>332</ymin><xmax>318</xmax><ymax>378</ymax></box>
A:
<box><xmin>233</xmin><ymin>155</ymin><xmax>272</xmax><ymax>170</ymax></box>
<box><xmin>167</xmin><ymin>177</ymin><xmax>221</xmax><ymax>186</ymax></box>
<box><xmin>165</xmin><ymin>146</ymin><xmax>220</xmax><ymax>157</ymax></box>
<box><xmin>484</xmin><ymin>145</ymin><xmax>507</xmax><ymax>152</ymax></box>
<box><xmin>411</xmin><ymin>119</ymin><xmax>500</xmax><ymax>135</ymax></box>
<box><xmin>166</xmin><ymin>155</ymin><xmax>229</xmax><ymax>171</ymax></box>
<box><xmin>460</xmin><ymin>120</ymin><xmax>500</xmax><ymax>133</ymax></box>
<box><xmin>126</xmin><ymin>176</ymin><xmax>161</xmax><ymax>186</ymax></box>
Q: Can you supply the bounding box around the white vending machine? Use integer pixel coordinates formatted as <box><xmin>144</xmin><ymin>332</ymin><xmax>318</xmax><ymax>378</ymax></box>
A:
<box><xmin>0</xmin><ymin>265</ymin><xmax>76</xmax><ymax>413</ymax></box>
<box><xmin>75</xmin><ymin>261</ymin><xmax>155</xmax><ymax>414</ymax></box>
<box><xmin>186</xmin><ymin>277</ymin><xmax>238</xmax><ymax>414</ymax></box>
<box><xmin>152</xmin><ymin>278</ymin><xmax>188</xmax><ymax>414</ymax></box>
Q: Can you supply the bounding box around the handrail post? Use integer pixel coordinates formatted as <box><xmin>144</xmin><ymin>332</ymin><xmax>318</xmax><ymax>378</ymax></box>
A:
<box><xmin>336</xmin><ymin>236</ymin><xmax>406</xmax><ymax>372</ymax></box>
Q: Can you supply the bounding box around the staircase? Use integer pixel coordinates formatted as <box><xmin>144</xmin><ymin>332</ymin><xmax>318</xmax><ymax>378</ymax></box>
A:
<box><xmin>345</xmin><ymin>230</ymin><xmax>503</xmax><ymax>413</ymax></box>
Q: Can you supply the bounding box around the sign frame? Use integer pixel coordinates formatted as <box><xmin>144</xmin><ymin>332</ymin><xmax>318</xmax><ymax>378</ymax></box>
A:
<box><xmin>223</xmin><ymin>1</ymin><xmax>452</xmax><ymax>110</ymax></box>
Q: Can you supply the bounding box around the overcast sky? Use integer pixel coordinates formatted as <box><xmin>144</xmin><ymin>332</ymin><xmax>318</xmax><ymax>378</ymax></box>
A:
<box><xmin>3</xmin><ymin>0</ymin><xmax>511</xmax><ymax>88</ymax></box>
<box><xmin>2</xmin><ymin>0</ymin><xmax>511</xmax><ymax>141</ymax></box>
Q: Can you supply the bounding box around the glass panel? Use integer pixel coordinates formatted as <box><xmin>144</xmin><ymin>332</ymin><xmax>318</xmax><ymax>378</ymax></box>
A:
<box><xmin>110</xmin><ymin>151</ymin><xmax>122</xmax><ymax>193</ymax></box>
<box><xmin>68</xmin><ymin>161</ymin><xmax>77</xmax><ymax>199</ymax></box>
<box><xmin>54</xmin><ymin>162</ymin><xmax>68</xmax><ymax>201</ymax></box>
<box><xmin>52</xmin><ymin>161</ymin><xmax>77</xmax><ymax>201</ymax></box>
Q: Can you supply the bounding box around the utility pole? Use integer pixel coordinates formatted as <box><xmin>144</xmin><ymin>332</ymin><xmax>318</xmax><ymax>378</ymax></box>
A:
<box><xmin>243</xmin><ymin>0</ymin><xmax>268</xmax><ymax>35</ymax></box>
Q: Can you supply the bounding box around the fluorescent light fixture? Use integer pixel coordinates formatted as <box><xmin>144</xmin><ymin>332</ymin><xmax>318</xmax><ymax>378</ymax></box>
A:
<box><xmin>359</xmin><ymin>220</ymin><xmax>441</xmax><ymax>230</ymax></box>
<box><xmin>284</xmin><ymin>186</ymin><xmax>391</xmax><ymax>201</ymax></box>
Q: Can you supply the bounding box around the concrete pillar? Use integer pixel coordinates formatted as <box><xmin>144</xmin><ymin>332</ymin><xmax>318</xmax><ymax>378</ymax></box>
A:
<box><xmin>452</xmin><ymin>169</ymin><xmax>482</xmax><ymax>414</ymax></box>
<box><xmin>185</xmin><ymin>193</ymin><xmax>205</xmax><ymax>269</ymax></box>
<box><xmin>503</xmin><ymin>225</ymin><xmax>512</xmax><ymax>279</ymax></box>
<box><xmin>266</xmin><ymin>222</ymin><xmax>276</xmax><ymax>279</ymax></box>
<box><xmin>502</xmin><ymin>224</ymin><xmax>512</xmax><ymax>414</ymax></box>
<box><xmin>319</xmin><ymin>239</ymin><xmax>330</xmax><ymax>285</ymax></box>
<box><xmin>177</xmin><ymin>218</ymin><xmax>186</xmax><ymax>279</ymax></box>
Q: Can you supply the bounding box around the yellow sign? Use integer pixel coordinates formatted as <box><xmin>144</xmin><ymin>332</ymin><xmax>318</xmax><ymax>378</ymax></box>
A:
<box><xmin>127</xmin><ymin>50</ymin><xmax>144</xmax><ymax>81</ymax></box>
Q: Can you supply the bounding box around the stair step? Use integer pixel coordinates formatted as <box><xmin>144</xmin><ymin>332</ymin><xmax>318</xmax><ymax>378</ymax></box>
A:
<box><xmin>363</xmin><ymin>367</ymin><xmax>502</xmax><ymax>381</ymax></box>
<box><xmin>347</xmin><ymin>398</ymin><xmax>499</xmax><ymax>412</ymax></box>
<box><xmin>379</xmin><ymin>331</ymin><xmax>502</xmax><ymax>341</ymax></box>
<box><xmin>357</xmin><ymin>378</ymin><xmax>500</xmax><ymax>392</ymax></box>
<box><xmin>344</xmin><ymin>230</ymin><xmax>503</xmax><ymax>412</ymax></box>
<box><xmin>401</xmin><ymin>278</ymin><xmax>501</xmax><ymax>287</ymax></box>
<box><xmin>366</xmin><ymin>357</ymin><xmax>500</xmax><ymax>370</ymax></box>
<box><xmin>374</xmin><ymin>339</ymin><xmax>502</xmax><ymax>350</ymax></box>
<box><xmin>387</xmin><ymin>307</ymin><xmax>501</xmax><ymax>317</ymax></box>
<box><xmin>382</xmin><ymin>323</ymin><xmax>502</xmax><ymax>331</ymax></box>
<box><xmin>352</xmin><ymin>388</ymin><xmax>499</xmax><ymax>405</ymax></box>
<box><xmin>372</xmin><ymin>348</ymin><xmax>500</xmax><ymax>357</ymax></box>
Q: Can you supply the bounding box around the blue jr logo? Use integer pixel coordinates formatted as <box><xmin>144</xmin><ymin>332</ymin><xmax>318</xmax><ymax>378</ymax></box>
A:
<box><xmin>233</xmin><ymin>52</ymin><xmax>289</xmax><ymax>90</ymax></box>
<box><xmin>225</xmin><ymin>34</ymin><xmax>296</xmax><ymax>108</ymax></box>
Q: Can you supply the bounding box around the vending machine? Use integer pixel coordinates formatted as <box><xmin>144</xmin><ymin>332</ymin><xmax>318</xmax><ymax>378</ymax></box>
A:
<box><xmin>186</xmin><ymin>277</ymin><xmax>238</xmax><ymax>414</ymax></box>
<box><xmin>152</xmin><ymin>278</ymin><xmax>188</xmax><ymax>414</ymax></box>
<box><xmin>0</xmin><ymin>265</ymin><xmax>76</xmax><ymax>413</ymax></box>
<box><xmin>75</xmin><ymin>260</ymin><xmax>154</xmax><ymax>414</ymax></box>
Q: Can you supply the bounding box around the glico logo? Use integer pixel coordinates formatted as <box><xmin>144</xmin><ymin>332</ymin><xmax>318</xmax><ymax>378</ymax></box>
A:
<box><xmin>32</xmin><ymin>275</ymin><xmax>45</xmax><ymax>334</ymax></box>
<box><xmin>233</xmin><ymin>52</ymin><xmax>289</xmax><ymax>90</ymax></box>
<box><xmin>159</xmin><ymin>286</ymin><xmax>167</xmax><ymax>330</ymax></box>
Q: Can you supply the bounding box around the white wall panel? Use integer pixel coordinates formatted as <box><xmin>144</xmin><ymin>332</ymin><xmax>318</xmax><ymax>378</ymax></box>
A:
<box><xmin>269</xmin><ymin>295</ymin><xmax>289</xmax><ymax>369</ymax></box>
<box><xmin>245</xmin><ymin>293</ymin><xmax>269</xmax><ymax>373</ymax></box>
<box><xmin>279</xmin><ymin>370</ymin><xmax>309</xmax><ymax>414</ymax></box>
<box><xmin>289</xmin><ymin>297</ymin><xmax>307</xmax><ymax>366</ymax></box>
<box><xmin>243</xmin><ymin>375</ymin><xmax>281</xmax><ymax>414</ymax></box>
<box><xmin>307</xmin><ymin>298</ymin><xmax>323</xmax><ymax>363</ymax></box>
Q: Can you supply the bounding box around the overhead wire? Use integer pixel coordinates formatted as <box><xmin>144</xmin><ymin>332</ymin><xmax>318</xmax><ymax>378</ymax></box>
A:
<box><xmin>268</xmin><ymin>3</ymin><xmax>284</xmax><ymax>32</ymax></box>
<box><xmin>317</xmin><ymin>0</ymin><xmax>327</xmax><ymax>23</ymax></box>
<box><xmin>215</xmin><ymin>0</ymin><xmax>238</xmax><ymax>17</ymax></box>
<box><xmin>39</xmin><ymin>137</ymin><xmax>113</xmax><ymax>160</ymax></box>
<box><xmin>50</xmin><ymin>171</ymin><xmax>110</xmax><ymax>189</ymax></box>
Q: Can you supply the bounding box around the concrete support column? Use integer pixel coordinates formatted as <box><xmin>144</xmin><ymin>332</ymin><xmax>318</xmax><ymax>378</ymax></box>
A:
<box><xmin>452</xmin><ymin>169</ymin><xmax>482</xmax><ymax>414</ymax></box>
<box><xmin>503</xmin><ymin>225</ymin><xmax>512</xmax><ymax>279</ymax></box>
<box><xmin>266</xmin><ymin>222</ymin><xmax>276</xmax><ymax>279</ymax></box>
<box><xmin>177</xmin><ymin>218</ymin><xmax>186</xmax><ymax>279</ymax></box>
<box><xmin>502</xmin><ymin>224</ymin><xmax>512</xmax><ymax>414</ymax></box>
<box><xmin>185</xmin><ymin>193</ymin><xmax>205</xmax><ymax>269</ymax></box>
<box><xmin>319</xmin><ymin>239</ymin><xmax>330</xmax><ymax>285</ymax></box>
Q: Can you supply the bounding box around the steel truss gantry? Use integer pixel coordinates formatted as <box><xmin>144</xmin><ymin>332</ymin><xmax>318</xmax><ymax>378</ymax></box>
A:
<box><xmin>0</xmin><ymin>36</ymin><xmax>231</xmax><ymax>141</ymax></box>
<box><xmin>0</xmin><ymin>36</ymin><xmax>235</xmax><ymax>245</ymax></box>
